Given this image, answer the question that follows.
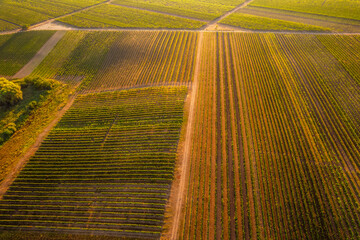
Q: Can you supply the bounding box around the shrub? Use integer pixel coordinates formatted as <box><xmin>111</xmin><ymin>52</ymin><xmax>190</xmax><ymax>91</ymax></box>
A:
<box><xmin>0</xmin><ymin>78</ymin><xmax>23</xmax><ymax>106</ymax></box>
<box><xmin>24</xmin><ymin>76</ymin><xmax>57</xmax><ymax>90</ymax></box>
<box><xmin>28</xmin><ymin>100</ymin><xmax>38</xmax><ymax>111</ymax></box>
<box><xmin>0</xmin><ymin>123</ymin><xmax>17</xmax><ymax>144</ymax></box>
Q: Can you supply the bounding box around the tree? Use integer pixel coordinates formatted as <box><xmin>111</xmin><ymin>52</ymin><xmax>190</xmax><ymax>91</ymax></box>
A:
<box><xmin>0</xmin><ymin>78</ymin><xmax>23</xmax><ymax>106</ymax></box>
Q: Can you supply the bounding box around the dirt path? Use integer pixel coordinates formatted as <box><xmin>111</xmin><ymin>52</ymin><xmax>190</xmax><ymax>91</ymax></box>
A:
<box><xmin>13</xmin><ymin>31</ymin><xmax>66</xmax><ymax>79</ymax></box>
<box><xmin>110</xmin><ymin>2</ymin><xmax>208</xmax><ymax>23</ymax></box>
<box><xmin>0</xmin><ymin>94</ymin><xmax>77</xmax><ymax>199</ymax></box>
<box><xmin>170</xmin><ymin>31</ymin><xmax>203</xmax><ymax>240</ymax></box>
<box><xmin>203</xmin><ymin>0</ymin><xmax>255</xmax><ymax>30</ymax></box>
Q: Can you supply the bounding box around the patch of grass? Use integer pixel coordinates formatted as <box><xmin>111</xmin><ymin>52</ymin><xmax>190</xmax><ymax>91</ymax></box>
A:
<box><xmin>59</xmin><ymin>4</ymin><xmax>206</xmax><ymax>29</ymax></box>
<box><xmin>221</xmin><ymin>13</ymin><xmax>331</xmax><ymax>31</ymax></box>
<box><xmin>0</xmin><ymin>31</ymin><xmax>55</xmax><ymax>76</ymax></box>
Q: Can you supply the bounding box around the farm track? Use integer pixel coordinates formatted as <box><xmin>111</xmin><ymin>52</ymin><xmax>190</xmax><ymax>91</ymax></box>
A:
<box><xmin>13</xmin><ymin>31</ymin><xmax>66</xmax><ymax>79</ymax></box>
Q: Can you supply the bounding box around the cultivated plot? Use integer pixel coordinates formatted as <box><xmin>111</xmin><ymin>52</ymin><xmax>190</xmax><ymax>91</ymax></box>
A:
<box><xmin>0</xmin><ymin>86</ymin><xmax>187</xmax><ymax>239</ymax></box>
<box><xmin>224</xmin><ymin>6</ymin><xmax>360</xmax><ymax>32</ymax></box>
<box><xmin>112</xmin><ymin>0</ymin><xmax>245</xmax><ymax>21</ymax></box>
<box><xmin>58</xmin><ymin>4</ymin><xmax>205</xmax><ymax>29</ymax></box>
<box><xmin>249</xmin><ymin>0</ymin><xmax>360</xmax><ymax>21</ymax></box>
<box><xmin>179</xmin><ymin>33</ymin><xmax>360</xmax><ymax>239</ymax></box>
<box><xmin>0</xmin><ymin>0</ymin><xmax>105</xmax><ymax>30</ymax></box>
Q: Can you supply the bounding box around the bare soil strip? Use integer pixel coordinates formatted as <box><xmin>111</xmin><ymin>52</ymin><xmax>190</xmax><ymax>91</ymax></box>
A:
<box><xmin>170</xmin><ymin>31</ymin><xmax>203</xmax><ymax>240</ymax></box>
<box><xmin>0</xmin><ymin>94</ymin><xmax>77</xmax><ymax>199</ymax></box>
<box><xmin>13</xmin><ymin>31</ymin><xmax>66</xmax><ymax>79</ymax></box>
<box><xmin>110</xmin><ymin>2</ymin><xmax>209</xmax><ymax>23</ymax></box>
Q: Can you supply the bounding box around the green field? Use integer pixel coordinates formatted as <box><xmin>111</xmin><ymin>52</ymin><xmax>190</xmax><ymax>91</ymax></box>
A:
<box><xmin>58</xmin><ymin>4</ymin><xmax>205</xmax><ymax>29</ymax></box>
<box><xmin>250</xmin><ymin>0</ymin><xmax>360</xmax><ymax>21</ymax></box>
<box><xmin>0</xmin><ymin>31</ymin><xmax>54</xmax><ymax>77</ymax></box>
<box><xmin>0</xmin><ymin>86</ymin><xmax>187</xmax><ymax>239</ymax></box>
<box><xmin>0</xmin><ymin>0</ymin><xmax>105</xmax><ymax>29</ymax></box>
<box><xmin>112</xmin><ymin>0</ymin><xmax>244</xmax><ymax>20</ymax></box>
<box><xmin>220</xmin><ymin>13</ymin><xmax>330</xmax><ymax>31</ymax></box>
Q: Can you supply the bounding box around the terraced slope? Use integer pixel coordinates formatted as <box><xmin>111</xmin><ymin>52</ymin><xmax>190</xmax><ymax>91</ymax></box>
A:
<box><xmin>0</xmin><ymin>86</ymin><xmax>187</xmax><ymax>239</ymax></box>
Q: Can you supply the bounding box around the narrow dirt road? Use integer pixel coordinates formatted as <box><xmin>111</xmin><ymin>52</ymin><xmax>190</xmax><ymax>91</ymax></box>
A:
<box><xmin>170</xmin><ymin>31</ymin><xmax>203</xmax><ymax>240</ymax></box>
<box><xmin>13</xmin><ymin>31</ymin><xmax>66</xmax><ymax>79</ymax></box>
<box><xmin>0</xmin><ymin>94</ymin><xmax>77</xmax><ymax>199</ymax></box>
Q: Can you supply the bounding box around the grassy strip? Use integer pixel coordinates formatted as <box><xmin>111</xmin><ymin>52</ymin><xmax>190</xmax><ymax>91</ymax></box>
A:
<box><xmin>220</xmin><ymin>13</ymin><xmax>330</xmax><ymax>31</ymax></box>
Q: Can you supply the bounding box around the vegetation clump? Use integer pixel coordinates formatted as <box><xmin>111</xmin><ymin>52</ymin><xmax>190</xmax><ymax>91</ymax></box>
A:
<box><xmin>24</xmin><ymin>76</ymin><xmax>58</xmax><ymax>90</ymax></box>
<box><xmin>0</xmin><ymin>78</ymin><xmax>23</xmax><ymax>106</ymax></box>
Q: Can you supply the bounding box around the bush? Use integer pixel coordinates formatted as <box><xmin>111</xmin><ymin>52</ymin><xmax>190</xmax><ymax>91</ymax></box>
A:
<box><xmin>24</xmin><ymin>76</ymin><xmax>57</xmax><ymax>90</ymax></box>
<box><xmin>22</xmin><ymin>24</ymin><xmax>30</xmax><ymax>30</ymax></box>
<box><xmin>28</xmin><ymin>100</ymin><xmax>38</xmax><ymax>111</ymax></box>
<box><xmin>0</xmin><ymin>123</ymin><xmax>17</xmax><ymax>144</ymax></box>
<box><xmin>0</xmin><ymin>78</ymin><xmax>23</xmax><ymax>106</ymax></box>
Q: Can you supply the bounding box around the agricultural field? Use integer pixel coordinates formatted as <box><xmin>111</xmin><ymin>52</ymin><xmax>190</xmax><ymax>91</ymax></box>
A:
<box><xmin>220</xmin><ymin>13</ymin><xmax>329</xmax><ymax>31</ymax></box>
<box><xmin>0</xmin><ymin>0</ymin><xmax>105</xmax><ymax>30</ymax></box>
<box><xmin>226</xmin><ymin>6</ymin><xmax>360</xmax><ymax>33</ymax></box>
<box><xmin>0</xmin><ymin>31</ymin><xmax>55</xmax><ymax>77</ymax></box>
<box><xmin>249</xmin><ymin>0</ymin><xmax>360</xmax><ymax>21</ymax></box>
<box><xmin>0</xmin><ymin>86</ymin><xmax>187</xmax><ymax>239</ymax></box>
<box><xmin>86</xmin><ymin>31</ymin><xmax>198</xmax><ymax>92</ymax></box>
<box><xmin>179</xmin><ymin>33</ymin><xmax>360</xmax><ymax>239</ymax></box>
<box><xmin>30</xmin><ymin>31</ymin><xmax>198</xmax><ymax>92</ymax></box>
<box><xmin>31</xmin><ymin>31</ymin><xmax>118</xmax><ymax>87</ymax></box>
<box><xmin>58</xmin><ymin>4</ymin><xmax>205</xmax><ymax>29</ymax></box>
<box><xmin>112</xmin><ymin>0</ymin><xmax>245</xmax><ymax>21</ymax></box>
